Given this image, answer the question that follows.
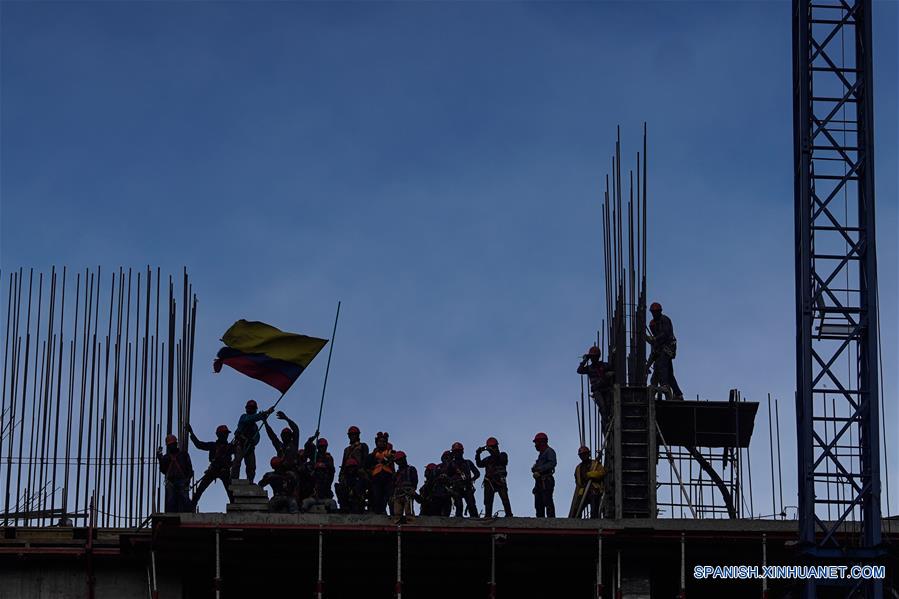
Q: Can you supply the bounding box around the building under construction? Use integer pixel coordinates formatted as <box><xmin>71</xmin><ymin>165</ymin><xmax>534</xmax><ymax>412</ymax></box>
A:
<box><xmin>1</xmin><ymin>1</ymin><xmax>896</xmax><ymax>597</ymax></box>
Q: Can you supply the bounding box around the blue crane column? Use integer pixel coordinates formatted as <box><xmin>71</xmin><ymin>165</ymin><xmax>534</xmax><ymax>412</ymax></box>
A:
<box><xmin>793</xmin><ymin>0</ymin><xmax>882</xmax><ymax>597</ymax></box>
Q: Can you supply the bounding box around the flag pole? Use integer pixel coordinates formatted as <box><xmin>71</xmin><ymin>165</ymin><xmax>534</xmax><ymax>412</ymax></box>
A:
<box><xmin>315</xmin><ymin>301</ymin><xmax>341</xmax><ymax>437</ymax></box>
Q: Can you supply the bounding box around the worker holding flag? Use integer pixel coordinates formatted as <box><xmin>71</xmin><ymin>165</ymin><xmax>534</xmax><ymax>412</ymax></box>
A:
<box><xmin>213</xmin><ymin>319</ymin><xmax>329</xmax><ymax>481</ymax></box>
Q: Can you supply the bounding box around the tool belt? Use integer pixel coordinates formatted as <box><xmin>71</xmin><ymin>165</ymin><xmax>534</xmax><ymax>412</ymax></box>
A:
<box><xmin>484</xmin><ymin>476</ymin><xmax>508</xmax><ymax>491</ymax></box>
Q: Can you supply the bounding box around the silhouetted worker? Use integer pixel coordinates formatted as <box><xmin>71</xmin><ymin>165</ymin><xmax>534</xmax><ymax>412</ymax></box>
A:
<box><xmin>339</xmin><ymin>425</ymin><xmax>369</xmax><ymax>499</ymax></box>
<box><xmin>260</xmin><ymin>456</ymin><xmax>299</xmax><ymax>513</ymax></box>
<box><xmin>336</xmin><ymin>457</ymin><xmax>367</xmax><ymax>514</ymax></box>
<box><xmin>231</xmin><ymin>399</ymin><xmax>274</xmax><ymax>483</ymax></box>
<box><xmin>449</xmin><ymin>442</ymin><xmax>480</xmax><ymax>518</ymax></box>
<box><xmin>647</xmin><ymin>302</ymin><xmax>684</xmax><ymax>401</ymax></box>
<box><xmin>156</xmin><ymin>434</ymin><xmax>194</xmax><ymax>513</ymax></box>
<box><xmin>531</xmin><ymin>432</ymin><xmax>556</xmax><ymax>518</ymax></box>
<box><xmin>188</xmin><ymin>424</ymin><xmax>234</xmax><ymax>509</ymax></box>
<box><xmin>366</xmin><ymin>431</ymin><xmax>395</xmax><ymax>514</ymax></box>
<box><xmin>432</xmin><ymin>451</ymin><xmax>455</xmax><ymax>516</ymax></box>
<box><xmin>302</xmin><ymin>442</ymin><xmax>338</xmax><ymax>513</ymax></box>
<box><xmin>263</xmin><ymin>411</ymin><xmax>300</xmax><ymax>468</ymax></box>
<box><xmin>569</xmin><ymin>446</ymin><xmax>606</xmax><ymax>519</ymax></box>
<box><xmin>416</xmin><ymin>463</ymin><xmax>439</xmax><ymax>516</ymax></box>
<box><xmin>392</xmin><ymin>451</ymin><xmax>418</xmax><ymax>520</ymax></box>
<box><xmin>577</xmin><ymin>346</ymin><xmax>614</xmax><ymax>419</ymax></box>
<box><xmin>475</xmin><ymin>437</ymin><xmax>513</xmax><ymax>517</ymax></box>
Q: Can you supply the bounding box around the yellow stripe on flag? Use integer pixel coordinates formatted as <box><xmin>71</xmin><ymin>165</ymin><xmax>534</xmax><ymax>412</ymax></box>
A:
<box><xmin>221</xmin><ymin>320</ymin><xmax>328</xmax><ymax>368</ymax></box>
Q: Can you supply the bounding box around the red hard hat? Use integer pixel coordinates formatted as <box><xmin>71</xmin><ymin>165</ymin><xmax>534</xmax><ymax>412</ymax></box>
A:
<box><xmin>215</xmin><ymin>425</ymin><xmax>230</xmax><ymax>436</ymax></box>
<box><xmin>395</xmin><ymin>451</ymin><xmax>407</xmax><ymax>460</ymax></box>
<box><xmin>165</xmin><ymin>434</ymin><xmax>178</xmax><ymax>446</ymax></box>
<box><xmin>345</xmin><ymin>457</ymin><xmax>359</xmax><ymax>467</ymax></box>
<box><xmin>485</xmin><ymin>437</ymin><xmax>499</xmax><ymax>447</ymax></box>
<box><xmin>451</xmin><ymin>442</ymin><xmax>463</xmax><ymax>452</ymax></box>
<box><xmin>578</xmin><ymin>446</ymin><xmax>591</xmax><ymax>455</ymax></box>
<box><xmin>270</xmin><ymin>456</ymin><xmax>283</xmax><ymax>469</ymax></box>
<box><xmin>348</xmin><ymin>425</ymin><xmax>360</xmax><ymax>435</ymax></box>
<box><xmin>650</xmin><ymin>302</ymin><xmax>662</xmax><ymax>312</ymax></box>
<box><xmin>426</xmin><ymin>463</ymin><xmax>437</xmax><ymax>471</ymax></box>
<box><xmin>281</xmin><ymin>427</ymin><xmax>293</xmax><ymax>437</ymax></box>
<box><xmin>533</xmin><ymin>432</ymin><xmax>548</xmax><ymax>443</ymax></box>
<box><xmin>317</xmin><ymin>438</ymin><xmax>328</xmax><ymax>447</ymax></box>
<box><xmin>587</xmin><ymin>346</ymin><xmax>601</xmax><ymax>356</ymax></box>
<box><xmin>246</xmin><ymin>399</ymin><xmax>258</xmax><ymax>410</ymax></box>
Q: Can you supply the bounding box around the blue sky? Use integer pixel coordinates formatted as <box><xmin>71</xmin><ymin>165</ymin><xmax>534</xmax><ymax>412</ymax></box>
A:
<box><xmin>1</xmin><ymin>1</ymin><xmax>896</xmax><ymax>517</ymax></box>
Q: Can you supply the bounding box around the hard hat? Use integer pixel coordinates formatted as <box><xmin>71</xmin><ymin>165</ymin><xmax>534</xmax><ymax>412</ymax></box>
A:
<box><xmin>650</xmin><ymin>302</ymin><xmax>662</xmax><ymax>312</ymax></box>
<box><xmin>215</xmin><ymin>425</ymin><xmax>230</xmax><ymax>436</ymax></box>
<box><xmin>451</xmin><ymin>442</ymin><xmax>464</xmax><ymax>452</ymax></box>
<box><xmin>395</xmin><ymin>451</ymin><xmax>407</xmax><ymax>460</ymax></box>
<box><xmin>485</xmin><ymin>437</ymin><xmax>499</xmax><ymax>447</ymax></box>
<box><xmin>345</xmin><ymin>457</ymin><xmax>359</xmax><ymax>467</ymax></box>
<box><xmin>348</xmin><ymin>425</ymin><xmax>360</xmax><ymax>435</ymax></box>
<box><xmin>270</xmin><ymin>456</ymin><xmax>283</xmax><ymax>469</ymax></box>
<box><xmin>165</xmin><ymin>434</ymin><xmax>178</xmax><ymax>446</ymax></box>
<box><xmin>533</xmin><ymin>432</ymin><xmax>548</xmax><ymax>443</ymax></box>
<box><xmin>587</xmin><ymin>346</ymin><xmax>601</xmax><ymax>356</ymax></box>
<box><xmin>245</xmin><ymin>399</ymin><xmax>258</xmax><ymax>410</ymax></box>
<box><xmin>317</xmin><ymin>438</ymin><xmax>328</xmax><ymax>447</ymax></box>
<box><xmin>578</xmin><ymin>446</ymin><xmax>591</xmax><ymax>455</ymax></box>
<box><xmin>426</xmin><ymin>463</ymin><xmax>437</xmax><ymax>471</ymax></box>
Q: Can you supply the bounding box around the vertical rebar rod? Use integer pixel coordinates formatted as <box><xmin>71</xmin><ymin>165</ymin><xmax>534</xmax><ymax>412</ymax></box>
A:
<box><xmin>138</xmin><ymin>267</ymin><xmax>150</xmax><ymax>523</ymax></box>
<box><xmin>775</xmin><ymin>398</ymin><xmax>785</xmax><ymax>517</ymax></box>
<box><xmin>83</xmin><ymin>271</ymin><xmax>100</xmax><ymax>519</ymax></box>
<box><xmin>767</xmin><ymin>394</ymin><xmax>776</xmax><ymax>518</ymax></box>
<box><xmin>49</xmin><ymin>269</ymin><xmax>66</xmax><ymax>523</ymax></box>
<box><xmin>73</xmin><ymin>271</ymin><xmax>92</xmax><ymax>517</ymax></box>
<box><xmin>166</xmin><ymin>277</ymin><xmax>174</xmax><ymax>435</ymax></box>
<box><xmin>15</xmin><ymin>270</ymin><xmax>36</xmax><ymax>524</ymax></box>
<box><xmin>61</xmin><ymin>273</ymin><xmax>80</xmax><ymax>519</ymax></box>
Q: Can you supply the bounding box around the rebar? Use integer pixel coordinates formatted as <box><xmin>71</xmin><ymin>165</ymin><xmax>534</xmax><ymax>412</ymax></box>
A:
<box><xmin>0</xmin><ymin>266</ymin><xmax>197</xmax><ymax>526</ymax></box>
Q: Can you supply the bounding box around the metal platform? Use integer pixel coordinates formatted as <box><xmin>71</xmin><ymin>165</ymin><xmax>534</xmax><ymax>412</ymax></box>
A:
<box><xmin>655</xmin><ymin>400</ymin><xmax>759</xmax><ymax>448</ymax></box>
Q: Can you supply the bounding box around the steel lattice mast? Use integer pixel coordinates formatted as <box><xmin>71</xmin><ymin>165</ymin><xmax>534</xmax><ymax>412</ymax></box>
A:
<box><xmin>793</xmin><ymin>0</ymin><xmax>882</xmax><ymax>596</ymax></box>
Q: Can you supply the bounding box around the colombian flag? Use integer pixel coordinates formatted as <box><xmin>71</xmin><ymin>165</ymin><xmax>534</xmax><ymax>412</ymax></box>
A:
<box><xmin>213</xmin><ymin>320</ymin><xmax>328</xmax><ymax>393</ymax></box>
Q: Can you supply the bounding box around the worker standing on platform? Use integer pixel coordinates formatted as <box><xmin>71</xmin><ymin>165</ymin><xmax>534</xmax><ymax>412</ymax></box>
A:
<box><xmin>431</xmin><ymin>451</ymin><xmax>455</xmax><ymax>517</ymax></box>
<box><xmin>337</xmin><ymin>425</ymin><xmax>369</xmax><ymax>507</ymax></box>
<box><xmin>417</xmin><ymin>463</ymin><xmax>439</xmax><ymax>516</ymax></box>
<box><xmin>646</xmin><ymin>302</ymin><xmax>684</xmax><ymax>401</ymax></box>
<box><xmin>531</xmin><ymin>432</ymin><xmax>556</xmax><ymax>518</ymax></box>
<box><xmin>156</xmin><ymin>434</ymin><xmax>194</xmax><ymax>513</ymax></box>
<box><xmin>570</xmin><ymin>446</ymin><xmax>606</xmax><ymax>519</ymax></box>
<box><xmin>449</xmin><ymin>442</ymin><xmax>480</xmax><ymax>518</ymax></box>
<box><xmin>187</xmin><ymin>424</ymin><xmax>234</xmax><ymax>508</ymax></box>
<box><xmin>475</xmin><ymin>437</ymin><xmax>513</xmax><ymax>517</ymax></box>
<box><xmin>262</xmin><ymin>411</ymin><xmax>300</xmax><ymax>469</ymax></box>
<box><xmin>577</xmin><ymin>346</ymin><xmax>614</xmax><ymax>419</ymax></box>
<box><xmin>392</xmin><ymin>451</ymin><xmax>418</xmax><ymax>520</ymax></box>
<box><xmin>231</xmin><ymin>399</ymin><xmax>274</xmax><ymax>483</ymax></box>
<box><xmin>366</xmin><ymin>431</ymin><xmax>395</xmax><ymax>514</ymax></box>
